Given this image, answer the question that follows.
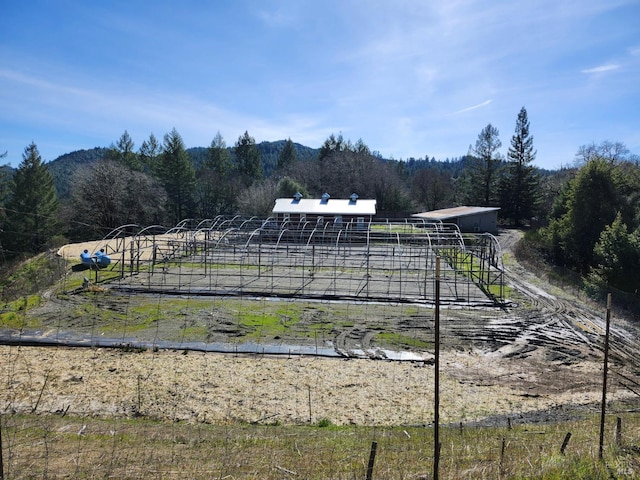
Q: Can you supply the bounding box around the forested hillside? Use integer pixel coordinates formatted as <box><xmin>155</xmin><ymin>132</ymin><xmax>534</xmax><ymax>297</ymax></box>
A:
<box><xmin>47</xmin><ymin>147</ymin><xmax>110</xmax><ymax>198</ymax></box>
<box><xmin>2</xmin><ymin>110</ymin><xmax>639</xmax><ymax>299</ymax></box>
<box><xmin>46</xmin><ymin>142</ymin><xmax>319</xmax><ymax>201</ymax></box>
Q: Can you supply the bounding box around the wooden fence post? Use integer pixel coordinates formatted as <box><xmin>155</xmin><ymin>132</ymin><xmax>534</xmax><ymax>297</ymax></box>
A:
<box><xmin>560</xmin><ymin>432</ymin><xmax>572</xmax><ymax>455</ymax></box>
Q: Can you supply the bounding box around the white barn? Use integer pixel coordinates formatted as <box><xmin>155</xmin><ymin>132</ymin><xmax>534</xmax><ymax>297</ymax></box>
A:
<box><xmin>272</xmin><ymin>193</ymin><xmax>377</xmax><ymax>229</ymax></box>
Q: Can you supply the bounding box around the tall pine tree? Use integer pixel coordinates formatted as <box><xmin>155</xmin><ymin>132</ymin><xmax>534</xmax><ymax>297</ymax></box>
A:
<box><xmin>464</xmin><ymin>124</ymin><xmax>502</xmax><ymax>206</ymax></box>
<box><xmin>157</xmin><ymin>128</ymin><xmax>195</xmax><ymax>224</ymax></box>
<box><xmin>234</xmin><ymin>131</ymin><xmax>262</xmax><ymax>187</ymax></box>
<box><xmin>499</xmin><ymin>107</ymin><xmax>540</xmax><ymax>225</ymax></box>
<box><xmin>108</xmin><ymin>130</ymin><xmax>142</xmax><ymax>171</ymax></box>
<box><xmin>205</xmin><ymin>131</ymin><xmax>232</xmax><ymax>176</ymax></box>
<box><xmin>276</xmin><ymin>138</ymin><xmax>297</xmax><ymax>173</ymax></box>
<box><xmin>195</xmin><ymin>132</ymin><xmax>235</xmax><ymax>217</ymax></box>
<box><xmin>2</xmin><ymin>143</ymin><xmax>60</xmax><ymax>255</ymax></box>
<box><xmin>139</xmin><ymin>133</ymin><xmax>160</xmax><ymax>174</ymax></box>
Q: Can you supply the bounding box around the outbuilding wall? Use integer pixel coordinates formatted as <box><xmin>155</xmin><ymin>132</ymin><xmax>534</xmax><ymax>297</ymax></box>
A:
<box><xmin>456</xmin><ymin>211</ymin><xmax>498</xmax><ymax>233</ymax></box>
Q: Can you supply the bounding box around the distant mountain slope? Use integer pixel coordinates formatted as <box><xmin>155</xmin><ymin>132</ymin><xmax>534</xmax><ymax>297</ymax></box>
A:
<box><xmin>47</xmin><ymin>147</ymin><xmax>109</xmax><ymax>198</ymax></box>
<box><xmin>253</xmin><ymin>140</ymin><xmax>319</xmax><ymax>177</ymax></box>
<box><xmin>187</xmin><ymin>140</ymin><xmax>319</xmax><ymax>175</ymax></box>
<box><xmin>47</xmin><ymin>142</ymin><xmax>320</xmax><ymax>199</ymax></box>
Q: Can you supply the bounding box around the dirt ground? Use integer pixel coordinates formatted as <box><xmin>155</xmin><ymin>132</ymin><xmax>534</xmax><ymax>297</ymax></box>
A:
<box><xmin>0</xmin><ymin>343</ymin><xmax>622</xmax><ymax>427</ymax></box>
<box><xmin>2</xmin><ymin>229</ymin><xmax>639</xmax><ymax>426</ymax></box>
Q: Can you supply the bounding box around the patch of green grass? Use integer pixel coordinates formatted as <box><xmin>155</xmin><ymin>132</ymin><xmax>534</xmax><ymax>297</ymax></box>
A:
<box><xmin>537</xmin><ymin>455</ymin><xmax>610</xmax><ymax>479</ymax></box>
<box><xmin>29</xmin><ymin>293</ymin><xmax>42</xmax><ymax>308</ymax></box>
<box><xmin>308</xmin><ymin>321</ymin><xmax>334</xmax><ymax>333</ymax></box>
<box><xmin>129</xmin><ymin>304</ymin><xmax>163</xmax><ymax>322</ymax></box>
<box><xmin>375</xmin><ymin>331</ymin><xmax>432</xmax><ymax>349</ymax></box>
<box><xmin>0</xmin><ymin>253</ymin><xmax>67</xmax><ymax>301</ymax></box>
<box><xmin>316</xmin><ymin>417</ymin><xmax>334</xmax><ymax>428</ymax></box>
<box><xmin>0</xmin><ymin>294</ymin><xmax>45</xmax><ymax>328</ymax></box>
<box><xmin>62</xmin><ymin>273</ymin><xmax>89</xmax><ymax>291</ymax></box>
<box><xmin>179</xmin><ymin>325</ymin><xmax>209</xmax><ymax>340</ymax></box>
<box><xmin>72</xmin><ymin>304</ymin><xmax>126</xmax><ymax>328</ymax></box>
<box><xmin>439</xmin><ymin>248</ymin><xmax>511</xmax><ymax>301</ymax></box>
<box><xmin>61</xmin><ymin>267</ymin><xmax>121</xmax><ymax>291</ymax></box>
<box><xmin>487</xmin><ymin>282</ymin><xmax>513</xmax><ymax>299</ymax></box>
<box><xmin>401</xmin><ymin>306</ymin><xmax>420</xmax><ymax>316</ymax></box>
<box><xmin>10</xmin><ymin>293</ymin><xmax>42</xmax><ymax>310</ymax></box>
<box><xmin>0</xmin><ymin>311</ymin><xmax>28</xmax><ymax>329</ymax></box>
<box><xmin>370</xmin><ymin>224</ymin><xmax>421</xmax><ymax>234</ymax></box>
<box><xmin>238</xmin><ymin>309</ymin><xmax>293</xmax><ymax>338</ymax></box>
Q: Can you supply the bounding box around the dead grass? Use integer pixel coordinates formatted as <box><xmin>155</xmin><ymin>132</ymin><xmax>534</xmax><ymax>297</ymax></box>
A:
<box><xmin>1</xmin><ymin>346</ymin><xmax>628</xmax><ymax>428</ymax></box>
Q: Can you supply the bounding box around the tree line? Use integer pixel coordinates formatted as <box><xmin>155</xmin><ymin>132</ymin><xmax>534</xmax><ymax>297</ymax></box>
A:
<box><xmin>1</xmin><ymin>108</ymin><xmax>639</xmax><ymax>296</ymax></box>
<box><xmin>527</xmin><ymin>142</ymin><xmax>640</xmax><ymax>298</ymax></box>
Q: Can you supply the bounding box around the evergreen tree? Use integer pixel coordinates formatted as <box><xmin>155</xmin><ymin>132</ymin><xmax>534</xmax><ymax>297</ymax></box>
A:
<box><xmin>499</xmin><ymin>107</ymin><xmax>541</xmax><ymax>225</ymax></box>
<box><xmin>543</xmin><ymin>158</ymin><xmax>623</xmax><ymax>272</ymax></box>
<box><xmin>108</xmin><ymin>130</ymin><xmax>142</xmax><ymax>171</ymax></box>
<box><xmin>319</xmin><ymin>133</ymin><xmax>347</xmax><ymax>160</ymax></box>
<box><xmin>234</xmin><ymin>131</ymin><xmax>262</xmax><ymax>187</ymax></box>
<box><xmin>205</xmin><ymin>131</ymin><xmax>232</xmax><ymax>176</ymax></box>
<box><xmin>195</xmin><ymin>132</ymin><xmax>235</xmax><ymax>217</ymax></box>
<box><xmin>276</xmin><ymin>138</ymin><xmax>297</xmax><ymax>172</ymax></box>
<box><xmin>0</xmin><ymin>164</ymin><xmax>11</xmax><ymax>216</ymax></box>
<box><xmin>2</xmin><ymin>143</ymin><xmax>60</xmax><ymax>254</ymax></box>
<box><xmin>139</xmin><ymin>133</ymin><xmax>160</xmax><ymax>174</ymax></box>
<box><xmin>276</xmin><ymin>176</ymin><xmax>309</xmax><ymax>199</ymax></box>
<box><xmin>465</xmin><ymin>124</ymin><xmax>502</xmax><ymax>206</ymax></box>
<box><xmin>354</xmin><ymin>138</ymin><xmax>371</xmax><ymax>155</ymax></box>
<box><xmin>158</xmin><ymin>128</ymin><xmax>195</xmax><ymax>223</ymax></box>
<box><xmin>589</xmin><ymin>212</ymin><xmax>640</xmax><ymax>293</ymax></box>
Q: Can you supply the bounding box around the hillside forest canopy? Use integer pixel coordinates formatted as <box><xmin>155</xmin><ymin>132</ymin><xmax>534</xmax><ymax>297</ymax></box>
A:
<box><xmin>1</xmin><ymin>107</ymin><xmax>640</xmax><ymax>300</ymax></box>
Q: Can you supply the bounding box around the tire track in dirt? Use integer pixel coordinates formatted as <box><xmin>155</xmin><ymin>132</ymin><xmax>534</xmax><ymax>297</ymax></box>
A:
<box><xmin>500</xmin><ymin>230</ymin><xmax>640</xmax><ymax>374</ymax></box>
<box><xmin>334</xmin><ymin>327</ymin><xmax>376</xmax><ymax>358</ymax></box>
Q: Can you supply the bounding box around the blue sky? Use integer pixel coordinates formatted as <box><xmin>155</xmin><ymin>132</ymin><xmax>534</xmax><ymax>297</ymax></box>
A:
<box><xmin>1</xmin><ymin>0</ymin><xmax>639</xmax><ymax>170</ymax></box>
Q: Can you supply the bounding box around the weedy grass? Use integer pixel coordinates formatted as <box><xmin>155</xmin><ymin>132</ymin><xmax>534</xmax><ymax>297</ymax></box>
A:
<box><xmin>2</xmin><ymin>411</ymin><xmax>638</xmax><ymax>479</ymax></box>
<box><xmin>0</xmin><ymin>294</ymin><xmax>44</xmax><ymax>329</ymax></box>
<box><xmin>374</xmin><ymin>331</ymin><xmax>433</xmax><ymax>349</ymax></box>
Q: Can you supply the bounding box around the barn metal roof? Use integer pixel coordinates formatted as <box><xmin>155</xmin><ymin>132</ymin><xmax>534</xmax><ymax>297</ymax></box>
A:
<box><xmin>411</xmin><ymin>206</ymin><xmax>500</xmax><ymax>221</ymax></box>
<box><xmin>273</xmin><ymin>196</ymin><xmax>377</xmax><ymax>215</ymax></box>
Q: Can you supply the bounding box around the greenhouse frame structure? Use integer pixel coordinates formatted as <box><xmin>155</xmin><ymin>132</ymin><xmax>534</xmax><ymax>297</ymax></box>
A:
<box><xmin>97</xmin><ymin>216</ymin><xmax>505</xmax><ymax>306</ymax></box>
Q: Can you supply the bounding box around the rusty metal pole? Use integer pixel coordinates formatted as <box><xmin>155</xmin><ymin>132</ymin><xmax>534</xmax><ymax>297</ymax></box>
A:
<box><xmin>0</xmin><ymin>413</ymin><xmax>4</xmax><ymax>480</ymax></box>
<box><xmin>433</xmin><ymin>256</ymin><xmax>441</xmax><ymax>480</ymax></box>
<box><xmin>599</xmin><ymin>293</ymin><xmax>612</xmax><ymax>460</ymax></box>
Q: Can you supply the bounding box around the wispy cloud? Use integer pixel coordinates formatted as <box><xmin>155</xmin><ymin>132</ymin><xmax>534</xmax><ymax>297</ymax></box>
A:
<box><xmin>0</xmin><ymin>68</ymin><xmax>87</xmax><ymax>97</ymax></box>
<box><xmin>0</xmin><ymin>66</ymin><xmax>334</xmax><ymax>155</ymax></box>
<box><xmin>581</xmin><ymin>64</ymin><xmax>620</xmax><ymax>74</ymax></box>
<box><xmin>255</xmin><ymin>8</ymin><xmax>296</xmax><ymax>28</ymax></box>
<box><xmin>2</xmin><ymin>0</ymin><xmax>640</xmax><ymax>168</ymax></box>
<box><xmin>454</xmin><ymin>99</ymin><xmax>492</xmax><ymax>114</ymax></box>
